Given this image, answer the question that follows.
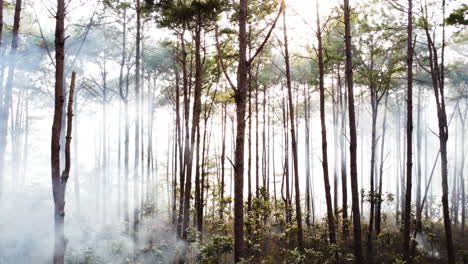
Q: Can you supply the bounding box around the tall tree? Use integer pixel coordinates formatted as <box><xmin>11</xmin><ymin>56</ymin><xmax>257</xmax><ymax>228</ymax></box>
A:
<box><xmin>421</xmin><ymin>0</ymin><xmax>455</xmax><ymax>262</ymax></box>
<box><xmin>0</xmin><ymin>0</ymin><xmax>22</xmax><ymax>200</ymax></box>
<box><xmin>316</xmin><ymin>0</ymin><xmax>336</xmax><ymax>245</ymax></box>
<box><xmin>282</xmin><ymin>4</ymin><xmax>304</xmax><ymax>249</ymax></box>
<box><xmin>403</xmin><ymin>0</ymin><xmax>414</xmax><ymax>261</ymax></box>
<box><xmin>343</xmin><ymin>0</ymin><xmax>364</xmax><ymax>262</ymax></box>
<box><xmin>131</xmin><ymin>0</ymin><xmax>142</xmax><ymax>242</ymax></box>
<box><xmin>50</xmin><ymin>0</ymin><xmax>74</xmax><ymax>260</ymax></box>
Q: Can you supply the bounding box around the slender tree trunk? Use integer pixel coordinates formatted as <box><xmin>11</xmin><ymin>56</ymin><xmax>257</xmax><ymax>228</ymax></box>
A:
<box><xmin>124</xmin><ymin>67</ymin><xmax>130</xmax><ymax>234</ymax></box>
<box><xmin>221</xmin><ymin>103</ymin><xmax>227</xmax><ymax>216</ymax></box>
<box><xmin>423</xmin><ymin>1</ymin><xmax>455</xmax><ymax>262</ymax></box>
<box><xmin>403</xmin><ymin>0</ymin><xmax>414</xmax><ymax>260</ymax></box>
<box><xmin>316</xmin><ymin>0</ymin><xmax>336</xmax><ymax>245</ymax></box>
<box><xmin>367</xmin><ymin>85</ymin><xmax>380</xmax><ymax>262</ymax></box>
<box><xmin>304</xmin><ymin>84</ymin><xmax>311</xmax><ymax>228</ymax></box>
<box><xmin>416</xmin><ymin>86</ymin><xmax>423</xmax><ymax>233</ymax></box>
<box><xmin>283</xmin><ymin>7</ymin><xmax>304</xmax><ymax>249</ymax></box>
<box><xmin>177</xmin><ymin>30</ymin><xmax>189</xmax><ymax>238</ymax></box>
<box><xmin>339</xmin><ymin>67</ymin><xmax>349</xmax><ymax>239</ymax></box>
<box><xmin>344</xmin><ymin>0</ymin><xmax>364</xmax><ymax>261</ymax></box>
<box><xmin>396</xmin><ymin>102</ymin><xmax>401</xmax><ymax>224</ymax></box>
<box><xmin>460</xmin><ymin>104</ymin><xmax>466</xmax><ymax>238</ymax></box>
<box><xmin>182</xmin><ymin>14</ymin><xmax>203</xmax><ymax>240</ymax></box>
<box><xmin>0</xmin><ymin>0</ymin><xmax>22</xmax><ymax>200</ymax></box>
<box><xmin>133</xmin><ymin>0</ymin><xmax>141</xmax><ymax>242</ymax></box>
<box><xmin>375</xmin><ymin>93</ymin><xmax>388</xmax><ymax>234</ymax></box>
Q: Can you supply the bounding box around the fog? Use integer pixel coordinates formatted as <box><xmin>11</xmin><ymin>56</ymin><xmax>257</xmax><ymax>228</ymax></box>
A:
<box><xmin>0</xmin><ymin>0</ymin><xmax>466</xmax><ymax>263</ymax></box>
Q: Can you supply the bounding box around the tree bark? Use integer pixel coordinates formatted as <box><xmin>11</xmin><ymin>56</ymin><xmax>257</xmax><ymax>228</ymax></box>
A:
<box><xmin>344</xmin><ymin>0</ymin><xmax>364</xmax><ymax>261</ymax></box>
<box><xmin>403</xmin><ymin>0</ymin><xmax>414</xmax><ymax>261</ymax></box>
<box><xmin>316</xmin><ymin>0</ymin><xmax>335</xmax><ymax>246</ymax></box>
<box><xmin>375</xmin><ymin>93</ymin><xmax>388</xmax><ymax>234</ymax></box>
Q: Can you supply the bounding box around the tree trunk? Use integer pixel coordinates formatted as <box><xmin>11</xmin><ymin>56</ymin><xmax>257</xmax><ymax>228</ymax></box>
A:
<box><xmin>423</xmin><ymin>1</ymin><xmax>455</xmax><ymax>262</ymax></box>
<box><xmin>0</xmin><ymin>0</ymin><xmax>22</xmax><ymax>200</ymax></box>
<box><xmin>182</xmin><ymin>13</ymin><xmax>203</xmax><ymax>240</ymax></box>
<box><xmin>304</xmin><ymin>84</ymin><xmax>311</xmax><ymax>228</ymax></box>
<box><xmin>403</xmin><ymin>0</ymin><xmax>414</xmax><ymax>260</ymax></box>
<box><xmin>459</xmin><ymin>104</ymin><xmax>466</xmax><ymax>238</ymax></box>
<box><xmin>339</xmin><ymin>67</ymin><xmax>349</xmax><ymax>239</ymax></box>
<box><xmin>133</xmin><ymin>0</ymin><xmax>141</xmax><ymax>242</ymax></box>
<box><xmin>316</xmin><ymin>0</ymin><xmax>336</xmax><ymax>246</ymax></box>
<box><xmin>344</xmin><ymin>0</ymin><xmax>363</xmax><ymax>261</ymax></box>
<box><xmin>283</xmin><ymin>7</ymin><xmax>304</xmax><ymax>250</ymax></box>
<box><xmin>375</xmin><ymin>93</ymin><xmax>388</xmax><ymax>234</ymax></box>
<box><xmin>233</xmin><ymin>0</ymin><xmax>248</xmax><ymax>260</ymax></box>
<box><xmin>415</xmin><ymin>86</ymin><xmax>423</xmax><ymax>233</ymax></box>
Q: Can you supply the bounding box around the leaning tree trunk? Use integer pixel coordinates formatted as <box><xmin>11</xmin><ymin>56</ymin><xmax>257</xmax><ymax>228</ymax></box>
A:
<box><xmin>424</xmin><ymin>1</ymin><xmax>455</xmax><ymax>262</ymax></box>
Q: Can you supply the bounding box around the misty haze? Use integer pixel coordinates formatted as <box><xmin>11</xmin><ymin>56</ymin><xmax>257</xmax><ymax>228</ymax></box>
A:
<box><xmin>0</xmin><ymin>0</ymin><xmax>466</xmax><ymax>263</ymax></box>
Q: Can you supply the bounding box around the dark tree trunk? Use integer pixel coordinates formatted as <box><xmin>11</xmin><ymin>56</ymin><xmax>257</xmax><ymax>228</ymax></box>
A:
<box><xmin>344</xmin><ymin>0</ymin><xmax>364</xmax><ymax>261</ymax></box>
<box><xmin>304</xmin><ymin>84</ymin><xmax>311</xmax><ymax>228</ymax></box>
<box><xmin>50</xmin><ymin>1</ymin><xmax>75</xmax><ymax>251</ymax></box>
<box><xmin>233</xmin><ymin>0</ymin><xmax>248</xmax><ymax>260</ymax></box>
<box><xmin>423</xmin><ymin>1</ymin><xmax>455</xmax><ymax>261</ymax></box>
<box><xmin>182</xmin><ymin>14</ymin><xmax>203</xmax><ymax>240</ymax></box>
<box><xmin>177</xmin><ymin>30</ymin><xmax>189</xmax><ymax>238</ymax></box>
<box><xmin>403</xmin><ymin>0</ymin><xmax>414</xmax><ymax>261</ymax></box>
<box><xmin>316</xmin><ymin>0</ymin><xmax>336</xmax><ymax>245</ymax></box>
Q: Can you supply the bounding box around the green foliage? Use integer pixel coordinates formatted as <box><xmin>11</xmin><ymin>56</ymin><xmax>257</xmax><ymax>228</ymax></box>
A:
<box><xmin>197</xmin><ymin>235</ymin><xmax>233</xmax><ymax>263</ymax></box>
<box><xmin>445</xmin><ymin>4</ymin><xmax>468</xmax><ymax>25</ymax></box>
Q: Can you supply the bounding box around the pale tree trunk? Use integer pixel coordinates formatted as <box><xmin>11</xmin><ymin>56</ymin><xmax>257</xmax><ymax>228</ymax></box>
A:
<box><xmin>339</xmin><ymin>66</ymin><xmax>349</xmax><ymax>239</ymax></box>
<box><xmin>133</xmin><ymin>0</ymin><xmax>141</xmax><ymax>242</ymax></box>
<box><xmin>375</xmin><ymin>93</ymin><xmax>388</xmax><ymax>234</ymax></box>
<box><xmin>0</xmin><ymin>0</ymin><xmax>22</xmax><ymax>200</ymax></box>
<box><xmin>416</xmin><ymin>86</ymin><xmax>423</xmax><ymax>233</ymax></box>
<box><xmin>459</xmin><ymin>102</ymin><xmax>466</xmax><ymax>238</ymax></box>
<box><xmin>282</xmin><ymin>6</ymin><xmax>304</xmax><ymax>250</ymax></box>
